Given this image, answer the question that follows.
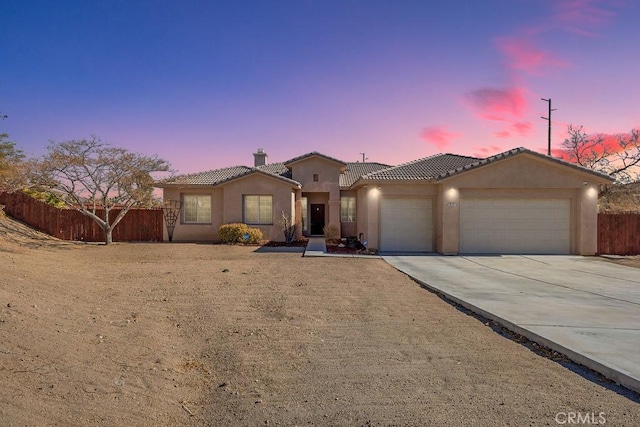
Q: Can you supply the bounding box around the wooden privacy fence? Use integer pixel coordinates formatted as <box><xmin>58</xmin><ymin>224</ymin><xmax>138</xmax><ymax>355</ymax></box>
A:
<box><xmin>0</xmin><ymin>191</ymin><xmax>163</xmax><ymax>242</ymax></box>
<box><xmin>597</xmin><ymin>213</ymin><xmax>640</xmax><ymax>255</ymax></box>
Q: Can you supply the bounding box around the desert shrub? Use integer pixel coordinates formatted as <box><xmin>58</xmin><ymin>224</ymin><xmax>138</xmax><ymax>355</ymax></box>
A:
<box><xmin>279</xmin><ymin>211</ymin><xmax>297</xmax><ymax>243</ymax></box>
<box><xmin>218</xmin><ymin>223</ymin><xmax>263</xmax><ymax>244</ymax></box>
<box><xmin>245</xmin><ymin>227</ymin><xmax>263</xmax><ymax>243</ymax></box>
<box><xmin>218</xmin><ymin>223</ymin><xmax>248</xmax><ymax>243</ymax></box>
<box><xmin>323</xmin><ymin>223</ymin><xmax>340</xmax><ymax>241</ymax></box>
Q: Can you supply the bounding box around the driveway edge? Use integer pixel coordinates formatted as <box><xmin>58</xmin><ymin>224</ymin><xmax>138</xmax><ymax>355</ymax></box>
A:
<box><xmin>405</xmin><ymin>274</ymin><xmax>640</xmax><ymax>394</ymax></box>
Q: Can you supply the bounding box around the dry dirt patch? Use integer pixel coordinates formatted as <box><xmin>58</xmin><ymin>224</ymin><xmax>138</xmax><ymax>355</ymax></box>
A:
<box><xmin>0</xmin><ymin>217</ymin><xmax>638</xmax><ymax>426</ymax></box>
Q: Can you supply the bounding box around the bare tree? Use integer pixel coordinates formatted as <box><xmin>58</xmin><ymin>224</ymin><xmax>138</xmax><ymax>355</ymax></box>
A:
<box><xmin>561</xmin><ymin>125</ymin><xmax>640</xmax><ymax>183</ymax></box>
<box><xmin>33</xmin><ymin>137</ymin><xmax>171</xmax><ymax>244</ymax></box>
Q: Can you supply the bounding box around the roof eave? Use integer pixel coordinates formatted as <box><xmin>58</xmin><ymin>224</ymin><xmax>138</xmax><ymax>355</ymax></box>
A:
<box><xmin>284</xmin><ymin>153</ymin><xmax>347</xmax><ymax>170</ymax></box>
<box><xmin>349</xmin><ymin>177</ymin><xmax>436</xmax><ymax>189</ymax></box>
<box><xmin>215</xmin><ymin>169</ymin><xmax>302</xmax><ymax>188</ymax></box>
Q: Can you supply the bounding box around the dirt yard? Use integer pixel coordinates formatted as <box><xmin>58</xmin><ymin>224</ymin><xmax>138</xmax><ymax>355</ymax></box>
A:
<box><xmin>1</xmin><ymin>216</ymin><xmax>638</xmax><ymax>426</ymax></box>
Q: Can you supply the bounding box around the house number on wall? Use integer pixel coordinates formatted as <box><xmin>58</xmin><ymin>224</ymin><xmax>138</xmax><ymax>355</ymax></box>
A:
<box><xmin>447</xmin><ymin>202</ymin><xmax>457</xmax><ymax>208</ymax></box>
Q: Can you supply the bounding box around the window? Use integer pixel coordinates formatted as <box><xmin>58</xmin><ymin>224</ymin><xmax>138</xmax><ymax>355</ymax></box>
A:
<box><xmin>183</xmin><ymin>195</ymin><xmax>211</xmax><ymax>223</ymax></box>
<box><xmin>341</xmin><ymin>196</ymin><xmax>356</xmax><ymax>222</ymax></box>
<box><xmin>244</xmin><ymin>195</ymin><xmax>273</xmax><ymax>224</ymax></box>
<box><xmin>301</xmin><ymin>197</ymin><xmax>308</xmax><ymax>232</ymax></box>
<box><xmin>313</xmin><ymin>174</ymin><xmax>319</xmax><ymax>182</ymax></box>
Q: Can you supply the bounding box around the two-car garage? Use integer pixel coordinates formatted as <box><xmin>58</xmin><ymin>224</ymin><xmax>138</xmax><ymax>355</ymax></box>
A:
<box><xmin>378</xmin><ymin>197</ymin><xmax>571</xmax><ymax>254</ymax></box>
<box><xmin>364</xmin><ymin>148</ymin><xmax>610</xmax><ymax>256</ymax></box>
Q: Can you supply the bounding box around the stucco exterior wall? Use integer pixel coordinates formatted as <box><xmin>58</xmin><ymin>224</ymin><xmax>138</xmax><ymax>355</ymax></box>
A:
<box><xmin>162</xmin><ymin>187</ymin><xmax>223</xmax><ymax>242</ymax></box>
<box><xmin>340</xmin><ymin>189</ymin><xmax>357</xmax><ymax>237</ymax></box>
<box><xmin>219</xmin><ymin>174</ymin><xmax>297</xmax><ymax>242</ymax></box>
<box><xmin>290</xmin><ymin>157</ymin><xmax>342</xmax><ymax>230</ymax></box>
<box><xmin>579</xmin><ymin>183</ymin><xmax>601</xmax><ymax>254</ymax></box>
<box><xmin>356</xmin><ymin>185</ymin><xmax>380</xmax><ymax>249</ymax></box>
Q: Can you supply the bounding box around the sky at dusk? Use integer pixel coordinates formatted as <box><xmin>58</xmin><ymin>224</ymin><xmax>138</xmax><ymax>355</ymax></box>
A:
<box><xmin>2</xmin><ymin>0</ymin><xmax>639</xmax><ymax>174</ymax></box>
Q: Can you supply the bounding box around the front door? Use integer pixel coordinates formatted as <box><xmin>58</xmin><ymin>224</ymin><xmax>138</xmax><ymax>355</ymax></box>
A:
<box><xmin>310</xmin><ymin>204</ymin><xmax>325</xmax><ymax>235</ymax></box>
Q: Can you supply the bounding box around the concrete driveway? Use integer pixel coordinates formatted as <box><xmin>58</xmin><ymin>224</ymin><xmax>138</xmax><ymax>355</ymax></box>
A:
<box><xmin>383</xmin><ymin>254</ymin><xmax>640</xmax><ymax>394</ymax></box>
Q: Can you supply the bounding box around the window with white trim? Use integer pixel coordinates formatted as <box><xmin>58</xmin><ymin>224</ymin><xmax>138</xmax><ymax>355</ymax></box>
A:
<box><xmin>244</xmin><ymin>195</ymin><xmax>273</xmax><ymax>225</ymax></box>
<box><xmin>340</xmin><ymin>196</ymin><xmax>356</xmax><ymax>222</ymax></box>
<box><xmin>183</xmin><ymin>195</ymin><xmax>212</xmax><ymax>223</ymax></box>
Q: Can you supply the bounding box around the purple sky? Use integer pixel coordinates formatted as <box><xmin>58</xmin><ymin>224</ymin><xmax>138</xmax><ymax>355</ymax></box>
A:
<box><xmin>2</xmin><ymin>0</ymin><xmax>639</xmax><ymax>174</ymax></box>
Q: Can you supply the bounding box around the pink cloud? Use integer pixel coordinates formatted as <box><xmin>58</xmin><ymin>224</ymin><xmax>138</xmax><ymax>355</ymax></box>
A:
<box><xmin>511</xmin><ymin>121</ymin><xmax>534</xmax><ymax>136</ymax></box>
<box><xmin>474</xmin><ymin>145</ymin><xmax>504</xmax><ymax>157</ymax></box>
<box><xmin>494</xmin><ymin>122</ymin><xmax>532</xmax><ymax>139</ymax></box>
<box><xmin>420</xmin><ymin>126</ymin><xmax>461</xmax><ymax>150</ymax></box>
<box><xmin>465</xmin><ymin>86</ymin><xmax>528</xmax><ymax>122</ymax></box>
<box><xmin>548</xmin><ymin>126</ymin><xmax>639</xmax><ymax>161</ymax></box>
<box><xmin>496</xmin><ymin>37</ymin><xmax>569</xmax><ymax>75</ymax></box>
<box><xmin>549</xmin><ymin>148</ymin><xmax>570</xmax><ymax>159</ymax></box>
<box><xmin>552</xmin><ymin>0</ymin><xmax>618</xmax><ymax>36</ymax></box>
<box><xmin>465</xmin><ymin>87</ymin><xmax>534</xmax><ymax>141</ymax></box>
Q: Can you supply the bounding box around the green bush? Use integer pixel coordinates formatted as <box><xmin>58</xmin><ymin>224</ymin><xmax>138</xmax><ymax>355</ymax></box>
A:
<box><xmin>23</xmin><ymin>188</ymin><xmax>66</xmax><ymax>208</ymax></box>
<box><xmin>218</xmin><ymin>223</ymin><xmax>263</xmax><ymax>244</ymax></box>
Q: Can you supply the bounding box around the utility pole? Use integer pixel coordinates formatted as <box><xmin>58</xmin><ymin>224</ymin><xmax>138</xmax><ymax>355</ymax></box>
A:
<box><xmin>359</xmin><ymin>153</ymin><xmax>367</xmax><ymax>162</ymax></box>
<box><xmin>541</xmin><ymin>98</ymin><xmax>556</xmax><ymax>156</ymax></box>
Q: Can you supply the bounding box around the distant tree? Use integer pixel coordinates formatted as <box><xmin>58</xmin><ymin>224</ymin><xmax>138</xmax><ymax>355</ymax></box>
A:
<box><xmin>0</xmin><ymin>133</ymin><xmax>27</xmax><ymax>192</ymax></box>
<box><xmin>561</xmin><ymin>125</ymin><xmax>640</xmax><ymax>183</ymax></box>
<box><xmin>0</xmin><ymin>113</ymin><xmax>29</xmax><ymax>193</ymax></box>
<box><xmin>33</xmin><ymin>137</ymin><xmax>171</xmax><ymax>244</ymax></box>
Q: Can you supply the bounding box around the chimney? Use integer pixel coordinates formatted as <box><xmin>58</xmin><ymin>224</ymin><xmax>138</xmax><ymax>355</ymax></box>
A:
<box><xmin>253</xmin><ymin>148</ymin><xmax>267</xmax><ymax>167</ymax></box>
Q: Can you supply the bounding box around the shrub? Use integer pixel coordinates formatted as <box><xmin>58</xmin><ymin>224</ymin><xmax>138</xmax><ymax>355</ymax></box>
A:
<box><xmin>279</xmin><ymin>211</ymin><xmax>297</xmax><ymax>243</ymax></box>
<box><xmin>323</xmin><ymin>223</ymin><xmax>340</xmax><ymax>241</ymax></box>
<box><xmin>22</xmin><ymin>188</ymin><xmax>66</xmax><ymax>208</ymax></box>
<box><xmin>218</xmin><ymin>223</ymin><xmax>263</xmax><ymax>244</ymax></box>
<box><xmin>218</xmin><ymin>223</ymin><xmax>247</xmax><ymax>243</ymax></box>
<box><xmin>244</xmin><ymin>227</ymin><xmax>263</xmax><ymax>243</ymax></box>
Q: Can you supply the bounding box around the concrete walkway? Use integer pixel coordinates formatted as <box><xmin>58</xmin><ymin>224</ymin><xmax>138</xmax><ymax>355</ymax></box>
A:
<box><xmin>383</xmin><ymin>254</ymin><xmax>640</xmax><ymax>394</ymax></box>
<box><xmin>303</xmin><ymin>237</ymin><xmax>327</xmax><ymax>257</ymax></box>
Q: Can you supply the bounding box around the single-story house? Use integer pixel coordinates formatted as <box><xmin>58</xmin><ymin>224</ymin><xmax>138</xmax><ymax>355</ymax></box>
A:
<box><xmin>155</xmin><ymin>147</ymin><xmax>613</xmax><ymax>255</ymax></box>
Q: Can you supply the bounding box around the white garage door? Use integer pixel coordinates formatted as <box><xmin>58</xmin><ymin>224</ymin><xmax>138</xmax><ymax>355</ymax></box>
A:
<box><xmin>460</xmin><ymin>199</ymin><xmax>570</xmax><ymax>254</ymax></box>
<box><xmin>380</xmin><ymin>198</ymin><xmax>433</xmax><ymax>252</ymax></box>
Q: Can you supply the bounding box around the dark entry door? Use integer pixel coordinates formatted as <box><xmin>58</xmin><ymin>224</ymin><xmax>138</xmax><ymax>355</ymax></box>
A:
<box><xmin>310</xmin><ymin>204</ymin><xmax>325</xmax><ymax>235</ymax></box>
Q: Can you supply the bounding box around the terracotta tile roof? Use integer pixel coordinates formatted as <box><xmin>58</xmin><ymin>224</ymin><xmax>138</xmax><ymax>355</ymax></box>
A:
<box><xmin>283</xmin><ymin>151</ymin><xmax>347</xmax><ymax>166</ymax></box>
<box><xmin>157</xmin><ymin>164</ymin><xmax>299</xmax><ymax>187</ymax></box>
<box><xmin>157</xmin><ymin>165</ymin><xmax>253</xmax><ymax>186</ymax></box>
<box><xmin>340</xmin><ymin>162</ymin><xmax>391</xmax><ymax>187</ymax></box>
<box><xmin>361</xmin><ymin>154</ymin><xmax>480</xmax><ymax>181</ymax></box>
<box><xmin>157</xmin><ymin>147</ymin><xmax>612</xmax><ymax>189</ymax></box>
<box><xmin>256</xmin><ymin>162</ymin><xmax>292</xmax><ymax>179</ymax></box>
<box><xmin>436</xmin><ymin>147</ymin><xmax>614</xmax><ymax>181</ymax></box>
